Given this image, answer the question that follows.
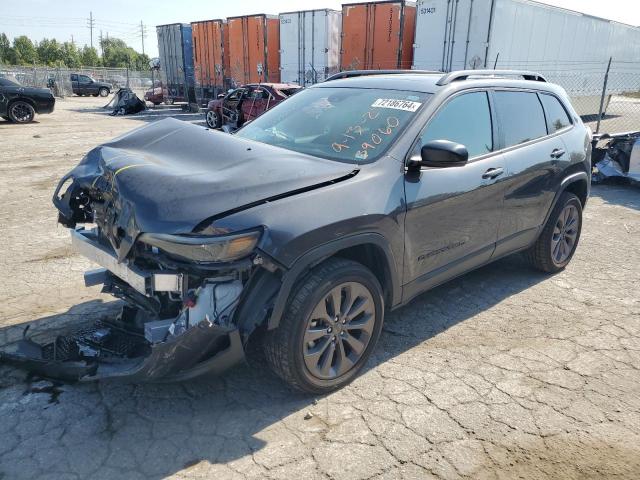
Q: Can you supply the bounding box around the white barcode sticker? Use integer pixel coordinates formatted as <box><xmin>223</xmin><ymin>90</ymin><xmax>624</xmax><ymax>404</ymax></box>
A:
<box><xmin>371</xmin><ymin>98</ymin><xmax>422</xmax><ymax>112</ymax></box>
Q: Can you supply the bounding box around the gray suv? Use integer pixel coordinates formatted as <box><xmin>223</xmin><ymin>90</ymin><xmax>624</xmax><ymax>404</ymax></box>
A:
<box><xmin>5</xmin><ymin>70</ymin><xmax>591</xmax><ymax>393</ymax></box>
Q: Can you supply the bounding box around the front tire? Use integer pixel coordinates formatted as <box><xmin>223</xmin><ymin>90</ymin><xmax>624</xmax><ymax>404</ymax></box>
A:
<box><xmin>8</xmin><ymin>101</ymin><xmax>35</xmax><ymax>123</ymax></box>
<box><xmin>99</xmin><ymin>87</ymin><xmax>109</xmax><ymax>97</ymax></box>
<box><xmin>206</xmin><ymin>110</ymin><xmax>221</xmax><ymax>128</ymax></box>
<box><xmin>263</xmin><ymin>258</ymin><xmax>384</xmax><ymax>394</ymax></box>
<box><xmin>525</xmin><ymin>192</ymin><xmax>582</xmax><ymax>273</ymax></box>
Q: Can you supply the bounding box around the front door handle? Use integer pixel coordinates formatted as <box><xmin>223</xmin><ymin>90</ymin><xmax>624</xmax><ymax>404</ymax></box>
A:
<box><xmin>482</xmin><ymin>167</ymin><xmax>504</xmax><ymax>179</ymax></box>
<box><xmin>551</xmin><ymin>148</ymin><xmax>566</xmax><ymax>159</ymax></box>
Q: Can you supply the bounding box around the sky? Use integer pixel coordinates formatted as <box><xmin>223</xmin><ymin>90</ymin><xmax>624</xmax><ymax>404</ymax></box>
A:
<box><xmin>1</xmin><ymin>0</ymin><xmax>639</xmax><ymax>58</ymax></box>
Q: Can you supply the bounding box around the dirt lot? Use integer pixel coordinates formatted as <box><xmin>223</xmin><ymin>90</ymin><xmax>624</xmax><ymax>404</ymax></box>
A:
<box><xmin>0</xmin><ymin>96</ymin><xmax>639</xmax><ymax>480</ymax></box>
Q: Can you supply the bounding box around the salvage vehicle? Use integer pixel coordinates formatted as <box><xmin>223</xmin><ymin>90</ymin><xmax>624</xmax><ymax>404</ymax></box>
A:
<box><xmin>70</xmin><ymin>73</ymin><xmax>112</xmax><ymax>97</ymax></box>
<box><xmin>1</xmin><ymin>70</ymin><xmax>591</xmax><ymax>393</ymax></box>
<box><xmin>0</xmin><ymin>77</ymin><xmax>55</xmax><ymax>123</ymax></box>
<box><xmin>591</xmin><ymin>131</ymin><xmax>640</xmax><ymax>183</ymax></box>
<box><xmin>205</xmin><ymin>83</ymin><xmax>301</xmax><ymax>130</ymax></box>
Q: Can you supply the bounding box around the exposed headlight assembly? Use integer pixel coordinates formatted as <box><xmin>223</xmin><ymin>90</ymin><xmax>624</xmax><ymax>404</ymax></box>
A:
<box><xmin>139</xmin><ymin>230</ymin><xmax>261</xmax><ymax>263</ymax></box>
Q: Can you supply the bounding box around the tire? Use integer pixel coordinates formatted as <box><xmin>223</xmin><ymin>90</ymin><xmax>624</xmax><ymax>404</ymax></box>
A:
<box><xmin>525</xmin><ymin>192</ymin><xmax>582</xmax><ymax>273</ymax></box>
<box><xmin>206</xmin><ymin>109</ymin><xmax>221</xmax><ymax>128</ymax></box>
<box><xmin>263</xmin><ymin>258</ymin><xmax>384</xmax><ymax>394</ymax></box>
<box><xmin>165</xmin><ymin>98</ymin><xmax>174</xmax><ymax>105</ymax></box>
<box><xmin>98</xmin><ymin>88</ymin><xmax>109</xmax><ymax>97</ymax></box>
<box><xmin>8</xmin><ymin>100</ymin><xmax>35</xmax><ymax>123</ymax></box>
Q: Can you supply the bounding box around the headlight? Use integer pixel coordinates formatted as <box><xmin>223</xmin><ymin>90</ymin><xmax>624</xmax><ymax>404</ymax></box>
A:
<box><xmin>139</xmin><ymin>230</ymin><xmax>260</xmax><ymax>263</ymax></box>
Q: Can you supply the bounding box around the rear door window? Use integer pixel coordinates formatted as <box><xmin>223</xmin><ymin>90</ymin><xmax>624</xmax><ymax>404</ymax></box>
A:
<box><xmin>420</xmin><ymin>91</ymin><xmax>493</xmax><ymax>159</ymax></box>
<box><xmin>539</xmin><ymin>93</ymin><xmax>572</xmax><ymax>133</ymax></box>
<box><xmin>494</xmin><ymin>91</ymin><xmax>547</xmax><ymax>147</ymax></box>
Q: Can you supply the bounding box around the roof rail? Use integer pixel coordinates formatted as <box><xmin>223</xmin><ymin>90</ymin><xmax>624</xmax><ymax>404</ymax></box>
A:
<box><xmin>325</xmin><ymin>69</ymin><xmax>442</xmax><ymax>82</ymax></box>
<box><xmin>436</xmin><ymin>70</ymin><xmax>547</xmax><ymax>86</ymax></box>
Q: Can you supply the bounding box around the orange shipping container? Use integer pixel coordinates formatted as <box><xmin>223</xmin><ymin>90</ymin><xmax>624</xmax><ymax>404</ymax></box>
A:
<box><xmin>340</xmin><ymin>1</ymin><xmax>416</xmax><ymax>71</ymax></box>
<box><xmin>191</xmin><ymin>19</ymin><xmax>230</xmax><ymax>98</ymax></box>
<box><xmin>227</xmin><ymin>14</ymin><xmax>280</xmax><ymax>86</ymax></box>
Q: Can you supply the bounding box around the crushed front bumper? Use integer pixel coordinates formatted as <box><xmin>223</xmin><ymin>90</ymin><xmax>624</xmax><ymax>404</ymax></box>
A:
<box><xmin>0</xmin><ymin>229</ymin><xmax>247</xmax><ymax>383</ymax></box>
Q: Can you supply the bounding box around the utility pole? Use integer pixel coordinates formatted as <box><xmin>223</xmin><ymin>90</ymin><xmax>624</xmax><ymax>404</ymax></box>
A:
<box><xmin>139</xmin><ymin>21</ymin><xmax>147</xmax><ymax>55</ymax></box>
<box><xmin>87</xmin><ymin>11</ymin><xmax>95</xmax><ymax>49</ymax></box>
<box><xmin>99</xmin><ymin>30</ymin><xmax>103</xmax><ymax>57</ymax></box>
<box><xmin>71</xmin><ymin>35</ymin><xmax>75</xmax><ymax>46</ymax></box>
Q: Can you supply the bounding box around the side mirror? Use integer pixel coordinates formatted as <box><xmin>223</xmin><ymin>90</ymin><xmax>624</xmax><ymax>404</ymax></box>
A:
<box><xmin>408</xmin><ymin>140</ymin><xmax>469</xmax><ymax>170</ymax></box>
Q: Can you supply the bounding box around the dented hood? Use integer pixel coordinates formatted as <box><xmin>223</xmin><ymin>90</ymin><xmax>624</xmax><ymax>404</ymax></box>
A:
<box><xmin>54</xmin><ymin>118</ymin><xmax>357</xmax><ymax>256</ymax></box>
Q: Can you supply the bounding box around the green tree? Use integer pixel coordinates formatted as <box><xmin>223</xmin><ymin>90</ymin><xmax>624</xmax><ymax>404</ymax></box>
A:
<box><xmin>101</xmin><ymin>37</ymin><xmax>147</xmax><ymax>69</ymax></box>
<box><xmin>0</xmin><ymin>33</ymin><xmax>11</xmax><ymax>64</ymax></box>
<box><xmin>12</xmin><ymin>35</ymin><xmax>38</xmax><ymax>65</ymax></box>
<box><xmin>37</xmin><ymin>38</ymin><xmax>63</xmax><ymax>66</ymax></box>
<box><xmin>79</xmin><ymin>45</ymin><xmax>100</xmax><ymax>66</ymax></box>
<box><xmin>60</xmin><ymin>41</ymin><xmax>80</xmax><ymax>68</ymax></box>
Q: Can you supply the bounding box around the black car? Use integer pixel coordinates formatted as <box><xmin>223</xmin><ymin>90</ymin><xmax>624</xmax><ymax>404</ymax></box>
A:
<box><xmin>3</xmin><ymin>70</ymin><xmax>591</xmax><ymax>393</ymax></box>
<box><xmin>0</xmin><ymin>77</ymin><xmax>55</xmax><ymax>123</ymax></box>
<box><xmin>70</xmin><ymin>73</ymin><xmax>111</xmax><ymax>97</ymax></box>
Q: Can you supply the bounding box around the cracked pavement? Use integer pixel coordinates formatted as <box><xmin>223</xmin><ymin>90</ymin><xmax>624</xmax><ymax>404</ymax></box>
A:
<box><xmin>1</xmin><ymin>97</ymin><xmax>639</xmax><ymax>479</ymax></box>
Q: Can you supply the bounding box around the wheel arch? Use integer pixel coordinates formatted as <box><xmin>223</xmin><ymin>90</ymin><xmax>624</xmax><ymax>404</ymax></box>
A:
<box><xmin>542</xmin><ymin>171</ymin><xmax>589</xmax><ymax>228</ymax></box>
<box><xmin>8</xmin><ymin>96</ymin><xmax>37</xmax><ymax>113</ymax></box>
<box><xmin>265</xmin><ymin>233</ymin><xmax>401</xmax><ymax>331</ymax></box>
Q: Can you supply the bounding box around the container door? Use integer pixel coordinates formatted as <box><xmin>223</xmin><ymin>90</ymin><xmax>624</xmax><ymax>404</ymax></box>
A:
<box><xmin>247</xmin><ymin>16</ymin><xmax>267</xmax><ymax>83</ymax></box>
<box><xmin>371</xmin><ymin>1</ymin><xmax>402</xmax><ymax>69</ymax></box>
<box><xmin>280</xmin><ymin>13</ymin><xmax>300</xmax><ymax>84</ymax></box>
<box><xmin>326</xmin><ymin>11</ymin><xmax>342</xmax><ymax>79</ymax></box>
<box><xmin>413</xmin><ymin>0</ymin><xmax>451</xmax><ymax>70</ymax></box>
<box><xmin>305</xmin><ymin>11</ymin><xmax>328</xmax><ymax>85</ymax></box>
<box><xmin>266</xmin><ymin>17</ymin><xmax>280</xmax><ymax>82</ymax></box>
<box><xmin>341</xmin><ymin>4</ymin><xmax>369</xmax><ymax>70</ymax></box>
<box><xmin>228</xmin><ymin>18</ymin><xmax>248</xmax><ymax>87</ymax></box>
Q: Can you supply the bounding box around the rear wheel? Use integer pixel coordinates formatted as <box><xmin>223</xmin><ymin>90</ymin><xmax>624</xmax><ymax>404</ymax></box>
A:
<box><xmin>525</xmin><ymin>192</ymin><xmax>582</xmax><ymax>272</ymax></box>
<box><xmin>263</xmin><ymin>258</ymin><xmax>384</xmax><ymax>393</ymax></box>
<box><xmin>99</xmin><ymin>87</ymin><xmax>109</xmax><ymax>97</ymax></box>
<box><xmin>8</xmin><ymin>101</ymin><xmax>35</xmax><ymax>123</ymax></box>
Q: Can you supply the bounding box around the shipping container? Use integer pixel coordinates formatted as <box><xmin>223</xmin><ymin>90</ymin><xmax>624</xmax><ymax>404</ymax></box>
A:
<box><xmin>412</xmin><ymin>0</ymin><xmax>640</xmax><ymax>112</ymax></box>
<box><xmin>227</xmin><ymin>14</ymin><xmax>280</xmax><ymax>86</ymax></box>
<box><xmin>340</xmin><ymin>1</ymin><xmax>416</xmax><ymax>71</ymax></box>
<box><xmin>191</xmin><ymin>19</ymin><xmax>230</xmax><ymax>101</ymax></box>
<box><xmin>279</xmin><ymin>9</ymin><xmax>342</xmax><ymax>85</ymax></box>
<box><xmin>156</xmin><ymin>23</ymin><xmax>196</xmax><ymax>103</ymax></box>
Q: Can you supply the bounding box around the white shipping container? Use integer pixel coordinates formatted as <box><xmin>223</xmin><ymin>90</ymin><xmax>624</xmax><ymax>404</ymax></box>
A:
<box><xmin>279</xmin><ymin>9</ymin><xmax>342</xmax><ymax>85</ymax></box>
<box><xmin>412</xmin><ymin>0</ymin><xmax>640</xmax><ymax>112</ymax></box>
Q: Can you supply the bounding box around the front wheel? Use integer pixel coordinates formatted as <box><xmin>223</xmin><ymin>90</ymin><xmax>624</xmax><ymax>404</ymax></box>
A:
<box><xmin>263</xmin><ymin>258</ymin><xmax>384</xmax><ymax>393</ymax></box>
<box><xmin>98</xmin><ymin>87</ymin><xmax>109</xmax><ymax>97</ymax></box>
<box><xmin>525</xmin><ymin>191</ymin><xmax>582</xmax><ymax>273</ymax></box>
<box><xmin>8</xmin><ymin>101</ymin><xmax>35</xmax><ymax>123</ymax></box>
<box><xmin>205</xmin><ymin>110</ymin><xmax>221</xmax><ymax>128</ymax></box>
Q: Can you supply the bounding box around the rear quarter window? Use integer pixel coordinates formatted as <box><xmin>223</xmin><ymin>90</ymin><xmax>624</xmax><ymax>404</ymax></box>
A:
<box><xmin>539</xmin><ymin>93</ymin><xmax>572</xmax><ymax>133</ymax></box>
<box><xmin>494</xmin><ymin>91</ymin><xmax>547</xmax><ymax>148</ymax></box>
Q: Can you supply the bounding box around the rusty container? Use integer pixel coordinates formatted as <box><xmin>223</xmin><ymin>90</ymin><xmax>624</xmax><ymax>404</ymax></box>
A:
<box><xmin>340</xmin><ymin>1</ymin><xmax>416</xmax><ymax>71</ymax></box>
<box><xmin>191</xmin><ymin>19</ymin><xmax>228</xmax><ymax>101</ymax></box>
<box><xmin>227</xmin><ymin>14</ymin><xmax>280</xmax><ymax>86</ymax></box>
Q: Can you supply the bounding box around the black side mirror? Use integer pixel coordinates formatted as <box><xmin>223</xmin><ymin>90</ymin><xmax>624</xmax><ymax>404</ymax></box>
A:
<box><xmin>408</xmin><ymin>140</ymin><xmax>469</xmax><ymax>170</ymax></box>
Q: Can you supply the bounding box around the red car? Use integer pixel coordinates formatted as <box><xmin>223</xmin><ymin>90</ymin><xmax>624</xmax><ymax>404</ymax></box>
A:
<box><xmin>205</xmin><ymin>83</ymin><xmax>301</xmax><ymax>130</ymax></box>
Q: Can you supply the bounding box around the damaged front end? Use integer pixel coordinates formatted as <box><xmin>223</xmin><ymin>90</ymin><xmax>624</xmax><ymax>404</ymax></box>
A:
<box><xmin>1</xmin><ymin>225</ymin><xmax>255</xmax><ymax>382</ymax></box>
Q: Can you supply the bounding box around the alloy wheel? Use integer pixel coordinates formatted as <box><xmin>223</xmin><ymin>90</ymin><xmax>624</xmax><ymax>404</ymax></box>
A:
<box><xmin>551</xmin><ymin>204</ymin><xmax>579</xmax><ymax>265</ymax></box>
<box><xmin>303</xmin><ymin>281</ymin><xmax>376</xmax><ymax>380</ymax></box>
<box><xmin>206</xmin><ymin>110</ymin><xmax>218</xmax><ymax>128</ymax></box>
<box><xmin>10</xmin><ymin>103</ymin><xmax>33</xmax><ymax>123</ymax></box>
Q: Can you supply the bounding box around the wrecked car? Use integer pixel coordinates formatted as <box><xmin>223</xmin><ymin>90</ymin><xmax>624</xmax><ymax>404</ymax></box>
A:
<box><xmin>592</xmin><ymin>131</ymin><xmax>640</xmax><ymax>183</ymax></box>
<box><xmin>107</xmin><ymin>88</ymin><xmax>147</xmax><ymax>116</ymax></box>
<box><xmin>205</xmin><ymin>83</ymin><xmax>302</xmax><ymax>130</ymax></box>
<box><xmin>0</xmin><ymin>77</ymin><xmax>55</xmax><ymax>123</ymax></box>
<box><xmin>1</xmin><ymin>70</ymin><xmax>592</xmax><ymax>393</ymax></box>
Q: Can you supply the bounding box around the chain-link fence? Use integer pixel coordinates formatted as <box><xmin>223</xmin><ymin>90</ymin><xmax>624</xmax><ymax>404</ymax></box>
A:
<box><xmin>491</xmin><ymin>60</ymin><xmax>640</xmax><ymax>134</ymax></box>
<box><xmin>0</xmin><ymin>64</ymin><xmax>153</xmax><ymax>98</ymax></box>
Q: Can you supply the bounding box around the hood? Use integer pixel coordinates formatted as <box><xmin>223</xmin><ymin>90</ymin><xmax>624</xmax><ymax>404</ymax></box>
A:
<box><xmin>54</xmin><ymin>118</ymin><xmax>357</xmax><ymax>258</ymax></box>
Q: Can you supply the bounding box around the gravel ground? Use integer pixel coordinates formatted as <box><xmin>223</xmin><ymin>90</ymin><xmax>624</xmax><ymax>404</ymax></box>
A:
<box><xmin>0</xmin><ymin>96</ymin><xmax>639</xmax><ymax>480</ymax></box>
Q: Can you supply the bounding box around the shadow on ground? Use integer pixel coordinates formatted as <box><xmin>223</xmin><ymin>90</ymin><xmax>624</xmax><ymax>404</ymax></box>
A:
<box><xmin>0</xmin><ymin>254</ymin><xmax>551</xmax><ymax>478</ymax></box>
<box><xmin>69</xmin><ymin>103</ymin><xmax>207</xmax><ymax>127</ymax></box>
<box><xmin>590</xmin><ymin>182</ymin><xmax>640</xmax><ymax>211</ymax></box>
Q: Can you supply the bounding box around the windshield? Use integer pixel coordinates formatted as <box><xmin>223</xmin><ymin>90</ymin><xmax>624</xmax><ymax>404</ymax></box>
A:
<box><xmin>236</xmin><ymin>86</ymin><xmax>430</xmax><ymax>163</ymax></box>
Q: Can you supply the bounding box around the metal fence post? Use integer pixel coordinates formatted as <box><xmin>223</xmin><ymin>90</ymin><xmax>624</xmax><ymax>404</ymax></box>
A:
<box><xmin>596</xmin><ymin>57</ymin><xmax>612</xmax><ymax>134</ymax></box>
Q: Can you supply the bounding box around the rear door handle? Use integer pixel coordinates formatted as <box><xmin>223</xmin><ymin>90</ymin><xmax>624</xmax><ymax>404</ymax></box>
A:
<box><xmin>482</xmin><ymin>167</ymin><xmax>504</xmax><ymax>179</ymax></box>
<box><xmin>551</xmin><ymin>148</ymin><xmax>566</xmax><ymax>159</ymax></box>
